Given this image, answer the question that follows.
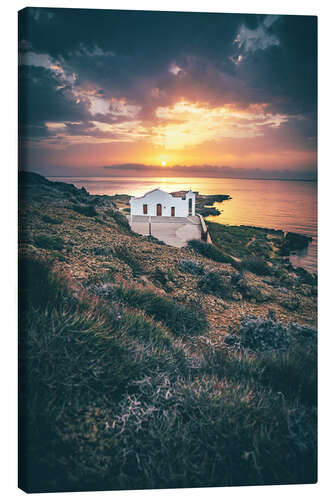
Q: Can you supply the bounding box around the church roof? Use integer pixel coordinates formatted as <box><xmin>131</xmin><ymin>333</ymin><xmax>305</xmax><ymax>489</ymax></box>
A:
<box><xmin>133</xmin><ymin>188</ymin><xmax>196</xmax><ymax>200</ymax></box>
<box><xmin>133</xmin><ymin>188</ymin><xmax>168</xmax><ymax>199</ymax></box>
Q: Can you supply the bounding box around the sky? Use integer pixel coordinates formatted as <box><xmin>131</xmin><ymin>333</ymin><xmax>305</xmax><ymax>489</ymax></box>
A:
<box><xmin>18</xmin><ymin>8</ymin><xmax>317</xmax><ymax>180</ymax></box>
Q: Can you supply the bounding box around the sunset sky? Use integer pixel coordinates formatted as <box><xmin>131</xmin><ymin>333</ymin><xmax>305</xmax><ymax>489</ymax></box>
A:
<box><xmin>18</xmin><ymin>8</ymin><xmax>317</xmax><ymax>179</ymax></box>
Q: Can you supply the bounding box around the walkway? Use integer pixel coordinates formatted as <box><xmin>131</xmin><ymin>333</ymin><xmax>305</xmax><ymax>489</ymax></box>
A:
<box><xmin>127</xmin><ymin>215</ymin><xmax>202</xmax><ymax>247</ymax></box>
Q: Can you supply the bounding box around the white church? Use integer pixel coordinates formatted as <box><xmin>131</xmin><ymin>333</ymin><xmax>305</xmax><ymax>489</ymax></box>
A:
<box><xmin>130</xmin><ymin>188</ymin><xmax>196</xmax><ymax>218</ymax></box>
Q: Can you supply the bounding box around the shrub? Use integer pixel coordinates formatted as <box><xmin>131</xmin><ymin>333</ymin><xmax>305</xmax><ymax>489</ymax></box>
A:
<box><xmin>281</xmin><ymin>295</ymin><xmax>301</xmax><ymax>311</ymax></box>
<box><xmin>34</xmin><ymin>234</ymin><xmax>64</xmax><ymax>251</ymax></box>
<box><xmin>91</xmin><ymin>246</ymin><xmax>113</xmax><ymax>257</ymax></box>
<box><xmin>62</xmin><ymin>373</ymin><xmax>316</xmax><ymax>491</ymax></box>
<box><xmin>144</xmin><ymin>235</ymin><xmax>165</xmax><ymax>245</ymax></box>
<box><xmin>166</xmin><ymin>269</ymin><xmax>174</xmax><ymax>281</ymax></box>
<box><xmin>19</xmin><ymin>256</ymin><xmax>65</xmax><ymax>311</ymax></box>
<box><xmin>113</xmin><ymin>244</ymin><xmax>143</xmax><ymax>274</ymax></box>
<box><xmin>258</xmin><ymin>343</ymin><xmax>317</xmax><ymax>406</ymax></box>
<box><xmin>179</xmin><ymin>259</ymin><xmax>205</xmax><ymax>275</ymax></box>
<box><xmin>41</xmin><ymin>214</ymin><xmax>63</xmax><ymax>225</ymax></box>
<box><xmin>187</xmin><ymin>239</ymin><xmax>234</xmax><ymax>264</ymax></box>
<box><xmin>295</xmin><ymin>267</ymin><xmax>317</xmax><ymax>286</ymax></box>
<box><xmin>198</xmin><ymin>271</ymin><xmax>232</xmax><ymax>299</ymax></box>
<box><xmin>232</xmin><ymin>314</ymin><xmax>317</xmax><ymax>352</ymax></box>
<box><xmin>70</xmin><ymin>203</ymin><xmax>97</xmax><ymax>217</ymax></box>
<box><xmin>241</xmin><ymin>256</ymin><xmax>272</xmax><ymax>276</ymax></box>
<box><xmin>110</xmin><ymin>286</ymin><xmax>207</xmax><ymax>336</ymax></box>
<box><xmin>153</xmin><ymin>267</ymin><xmax>168</xmax><ymax>285</ymax></box>
<box><xmin>237</xmin><ymin>314</ymin><xmax>291</xmax><ymax>351</ymax></box>
<box><xmin>112</xmin><ymin>211</ymin><xmax>131</xmax><ymax>230</ymax></box>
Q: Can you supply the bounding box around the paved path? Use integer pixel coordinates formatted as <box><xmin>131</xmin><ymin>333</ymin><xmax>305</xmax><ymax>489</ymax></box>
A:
<box><xmin>127</xmin><ymin>215</ymin><xmax>202</xmax><ymax>247</ymax></box>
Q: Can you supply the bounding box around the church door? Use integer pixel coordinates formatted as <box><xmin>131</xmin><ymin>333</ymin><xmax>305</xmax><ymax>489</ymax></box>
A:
<box><xmin>171</xmin><ymin>207</ymin><xmax>175</xmax><ymax>216</ymax></box>
<box><xmin>188</xmin><ymin>198</ymin><xmax>192</xmax><ymax>216</ymax></box>
<box><xmin>156</xmin><ymin>203</ymin><xmax>162</xmax><ymax>216</ymax></box>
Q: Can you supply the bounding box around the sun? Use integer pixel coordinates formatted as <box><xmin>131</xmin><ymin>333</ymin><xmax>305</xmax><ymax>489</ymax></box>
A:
<box><xmin>161</xmin><ymin>160</ymin><xmax>167</xmax><ymax>166</ymax></box>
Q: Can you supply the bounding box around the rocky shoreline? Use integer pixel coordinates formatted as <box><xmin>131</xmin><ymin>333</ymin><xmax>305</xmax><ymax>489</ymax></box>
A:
<box><xmin>110</xmin><ymin>188</ymin><xmax>314</xmax><ymax>274</ymax></box>
<box><xmin>19</xmin><ymin>172</ymin><xmax>317</xmax><ymax>335</ymax></box>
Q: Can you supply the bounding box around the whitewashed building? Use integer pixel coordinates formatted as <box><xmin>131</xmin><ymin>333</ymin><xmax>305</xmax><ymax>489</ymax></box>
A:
<box><xmin>130</xmin><ymin>188</ymin><xmax>196</xmax><ymax>217</ymax></box>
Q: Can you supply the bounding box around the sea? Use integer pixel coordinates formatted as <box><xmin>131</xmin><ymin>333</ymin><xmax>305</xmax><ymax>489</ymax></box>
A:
<box><xmin>49</xmin><ymin>176</ymin><xmax>317</xmax><ymax>274</ymax></box>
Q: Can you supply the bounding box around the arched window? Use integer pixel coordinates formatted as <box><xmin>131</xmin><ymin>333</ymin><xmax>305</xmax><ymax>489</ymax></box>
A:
<box><xmin>143</xmin><ymin>204</ymin><xmax>148</xmax><ymax>214</ymax></box>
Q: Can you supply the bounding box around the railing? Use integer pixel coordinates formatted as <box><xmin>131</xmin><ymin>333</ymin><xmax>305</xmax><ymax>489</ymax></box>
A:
<box><xmin>197</xmin><ymin>214</ymin><xmax>212</xmax><ymax>243</ymax></box>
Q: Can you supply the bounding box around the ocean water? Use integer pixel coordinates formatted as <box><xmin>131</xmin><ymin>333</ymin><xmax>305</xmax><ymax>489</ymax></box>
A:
<box><xmin>49</xmin><ymin>176</ymin><xmax>317</xmax><ymax>273</ymax></box>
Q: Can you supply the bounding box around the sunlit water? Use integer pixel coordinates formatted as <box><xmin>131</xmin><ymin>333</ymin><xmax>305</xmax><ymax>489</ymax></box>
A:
<box><xmin>49</xmin><ymin>176</ymin><xmax>317</xmax><ymax>273</ymax></box>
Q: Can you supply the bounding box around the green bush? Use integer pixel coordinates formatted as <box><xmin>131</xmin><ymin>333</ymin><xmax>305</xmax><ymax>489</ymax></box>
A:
<box><xmin>187</xmin><ymin>239</ymin><xmax>234</xmax><ymax>264</ymax></box>
<box><xmin>42</xmin><ymin>214</ymin><xmax>63</xmax><ymax>225</ymax></box>
<box><xmin>241</xmin><ymin>256</ymin><xmax>272</xmax><ymax>276</ymax></box>
<box><xmin>91</xmin><ymin>246</ymin><xmax>113</xmax><ymax>256</ymax></box>
<box><xmin>258</xmin><ymin>343</ymin><xmax>317</xmax><ymax>406</ymax></box>
<box><xmin>110</xmin><ymin>286</ymin><xmax>207</xmax><ymax>336</ymax></box>
<box><xmin>70</xmin><ymin>203</ymin><xmax>97</xmax><ymax>217</ymax></box>
<box><xmin>112</xmin><ymin>211</ymin><xmax>131</xmax><ymax>230</ymax></box>
<box><xmin>153</xmin><ymin>267</ymin><xmax>168</xmax><ymax>285</ymax></box>
<box><xmin>113</xmin><ymin>244</ymin><xmax>143</xmax><ymax>274</ymax></box>
<box><xmin>34</xmin><ymin>234</ymin><xmax>64</xmax><ymax>251</ymax></box>
<box><xmin>228</xmin><ymin>314</ymin><xmax>317</xmax><ymax>353</ymax></box>
<box><xmin>179</xmin><ymin>259</ymin><xmax>205</xmax><ymax>275</ymax></box>
<box><xmin>198</xmin><ymin>271</ymin><xmax>232</xmax><ymax>299</ymax></box>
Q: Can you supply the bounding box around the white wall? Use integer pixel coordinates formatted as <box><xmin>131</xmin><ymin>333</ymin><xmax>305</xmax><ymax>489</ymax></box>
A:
<box><xmin>130</xmin><ymin>189</ymin><xmax>196</xmax><ymax>217</ymax></box>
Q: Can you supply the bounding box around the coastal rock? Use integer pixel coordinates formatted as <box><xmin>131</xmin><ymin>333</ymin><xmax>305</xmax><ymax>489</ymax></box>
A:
<box><xmin>279</xmin><ymin>232</ymin><xmax>311</xmax><ymax>255</ymax></box>
<box><xmin>295</xmin><ymin>267</ymin><xmax>317</xmax><ymax>286</ymax></box>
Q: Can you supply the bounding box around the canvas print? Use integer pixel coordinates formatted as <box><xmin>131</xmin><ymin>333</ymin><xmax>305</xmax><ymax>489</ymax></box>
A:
<box><xmin>18</xmin><ymin>7</ymin><xmax>317</xmax><ymax>493</ymax></box>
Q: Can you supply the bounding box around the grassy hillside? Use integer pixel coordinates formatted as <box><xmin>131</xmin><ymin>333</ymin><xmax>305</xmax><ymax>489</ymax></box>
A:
<box><xmin>18</xmin><ymin>173</ymin><xmax>317</xmax><ymax>492</ymax></box>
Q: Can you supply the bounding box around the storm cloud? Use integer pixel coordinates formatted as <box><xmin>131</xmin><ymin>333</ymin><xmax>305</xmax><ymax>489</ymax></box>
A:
<box><xmin>18</xmin><ymin>7</ymin><xmax>317</xmax><ymax>179</ymax></box>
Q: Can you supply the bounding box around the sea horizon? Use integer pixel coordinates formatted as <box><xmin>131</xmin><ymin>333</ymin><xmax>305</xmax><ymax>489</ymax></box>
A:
<box><xmin>46</xmin><ymin>175</ymin><xmax>317</xmax><ymax>273</ymax></box>
<box><xmin>48</xmin><ymin>174</ymin><xmax>317</xmax><ymax>182</ymax></box>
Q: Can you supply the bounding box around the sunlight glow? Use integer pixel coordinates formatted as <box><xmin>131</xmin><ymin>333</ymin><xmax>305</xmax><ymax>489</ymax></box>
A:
<box><xmin>152</xmin><ymin>101</ymin><xmax>289</xmax><ymax>150</ymax></box>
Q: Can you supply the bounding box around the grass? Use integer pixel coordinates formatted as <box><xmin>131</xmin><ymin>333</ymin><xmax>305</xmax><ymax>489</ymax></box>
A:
<box><xmin>18</xmin><ymin>258</ymin><xmax>317</xmax><ymax>492</ymax></box>
<box><xmin>18</xmin><ymin>172</ymin><xmax>317</xmax><ymax>492</ymax></box>
<box><xmin>187</xmin><ymin>239</ymin><xmax>235</xmax><ymax>265</ymax></box>
<box><xmin>34</xmin><ymin>234</ymin><xmax>64</xmax><ymax>251</ymax></box>
<box><xmin>108</xmin><ymin>285</ymin><xmax>207</xmax><ymax>337</ymax></box>
<box><xmin>240</xmin><ymin>256</ymin><xmax>272</xmax><ymax>276</ymax></box>
<box><xmin>207</xmin><ymin>222</ymin><xmax>278</xmax><ymax>261</ymax></box>
<box><xmin>42</xmin><ymin>214</ymin><xmax>63</xmax><ymax>225</ymax></box>
<box><xmin>112</xmin><ymin>244</ymin><xmax>144</xmax><ymax>275</ymax></box>
<box><xmin>112</xmin><ymin>210</ymin><xmax>132</xmax><ymax>231</ymax></box>
<box><xmin>179</xmin><ymin>259</ymin><xmax>205</xmax><ymax>275</ymax></box>
<box><xmin>70</xmin><ymin>203</ymin><xmax>98</xmax><ymax>217</ymax></box>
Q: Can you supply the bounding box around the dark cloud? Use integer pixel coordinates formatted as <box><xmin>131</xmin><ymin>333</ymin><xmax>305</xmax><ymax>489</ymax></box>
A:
<box><xmin>18</xmin><ymin>9</ymin><xmax>316</xmax><ymax>113</ymax></box>
<box><xmin>18</xmin><ymin>64</ymin><xmax>91</xmax><ymax>126</ymax></box>
<box><xmin>18</xmin><ymin>7</ymin><xmax>317</xmax><ymax>176</ymax></box>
